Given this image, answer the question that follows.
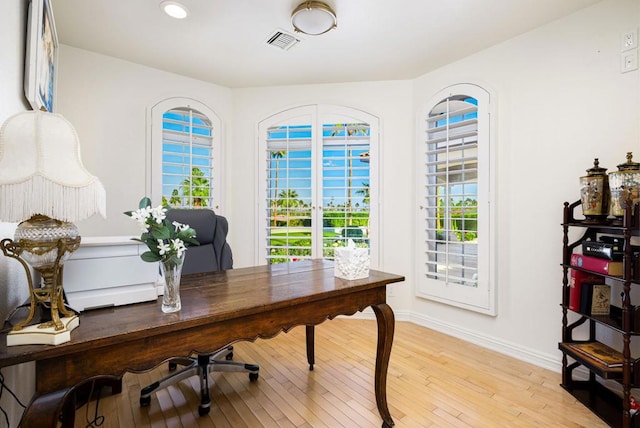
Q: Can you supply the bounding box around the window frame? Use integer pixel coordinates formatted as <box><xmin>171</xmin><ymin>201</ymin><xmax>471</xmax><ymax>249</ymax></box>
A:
<box><xmin>148</xmin><ymin>97</ymin><xmax>223</xmax><ymax>212</ymax></box>
<box><xmin>416</xmin><ymin>84</ymin><xmax>496</xmax><ymax>315</ymax></box>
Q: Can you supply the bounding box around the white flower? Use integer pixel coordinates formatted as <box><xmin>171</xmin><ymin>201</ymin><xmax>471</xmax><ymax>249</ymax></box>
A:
<box><xmin>172</xmin><ymin>221</ymin><xmax>189</xmax><ymax>232</ymax></box>
<box><xmin>157</xmin><ymin>240</ymin><xmax>171</xmax><ymax>255</ymax></box>
<box><xmin>131</xmin><ymin>207</ymin><xmax>151</xmax><ymax>222</ymax></box>
<box><xmin>151</xmin><ymin>205</ymin><xmax>167</xmax><ymax>224</ymax></box>
<box><xmin>171</xmin><ymin>238</ymin><xmax>187</xmax><ymax>258</ymax></box>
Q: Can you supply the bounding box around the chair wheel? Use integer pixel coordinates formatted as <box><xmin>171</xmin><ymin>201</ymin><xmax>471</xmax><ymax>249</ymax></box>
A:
<box><xmin>140</xmin><ymin>396</ymin><xmax>151</xmax><ymax>407</ymax></box>
<box><xmin>168</xmin><ymin>362</ymin><xmax>177</xmax><ymax>371</ymax></box>
<box><xmin>249</xmin><ymin>372</ymin><xmax>259</xmax><ymax>382</ymax></box>
<box><xmin>198</xmin><ymin>405</ymin><xmax>210</xmax><ymax>416</ymax></box>
<box><xmin>226</xmin><ymin>352</ymin><xmax>233</xmax><ymax>360</ymax></box>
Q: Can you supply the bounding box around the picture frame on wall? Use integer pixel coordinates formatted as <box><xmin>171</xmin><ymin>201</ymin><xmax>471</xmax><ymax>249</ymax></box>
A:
<box><xmin>24</xmin><ymin>0</ymin><xmax>58</xmax><ymax>112</ymax></box>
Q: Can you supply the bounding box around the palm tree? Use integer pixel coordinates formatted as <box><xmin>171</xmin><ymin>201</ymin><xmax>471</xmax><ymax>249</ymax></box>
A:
<box><xmin>277</xmin><ymin>189</ymin><xmax>301</xmax><ymax>208</ymax></box>
<box><xmin>164</xmin><ymin>167</ymin><xmax>210</xmax><ymax>207</ymax></box>
<box><xmin>271</xmin><ymin>151</ymin><xmax>286</xmax><ymax>226</ymax></box>
<box><xmin>181</xmin><ymin>167</ymin><xmax>210</xmax><ymax>207</ymax></box>
<box><xmin>356</xmin><ymin>182</ymin><xmax>370</xmax><ymax>206</ymax></box>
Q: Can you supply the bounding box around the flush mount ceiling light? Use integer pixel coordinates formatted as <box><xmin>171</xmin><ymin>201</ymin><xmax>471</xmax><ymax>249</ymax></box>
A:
<box><xmin>160</xmin><ymin>1</ymin><xmax>189</xmax><ymax>19</ymax></box>
<box><xmin>291</xmin><ymin>1</ymin><xmax>337</xmax><ymax>36</ymax></box>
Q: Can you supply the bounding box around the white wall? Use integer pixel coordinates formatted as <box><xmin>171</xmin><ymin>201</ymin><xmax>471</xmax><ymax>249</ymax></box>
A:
<box><xmin>57</xmin><ymin>46</ymin><xmax>234</xmax><ymax>237</ymax></box>
<box><xmin>0</xmin><ymin>1</ymin><xmax>37</xmax><ymax>425</ymax></box>
<box><xmin>411</xmin><ymin>0</ymin><xmax>640</xmax><ymax>370</ymax></box>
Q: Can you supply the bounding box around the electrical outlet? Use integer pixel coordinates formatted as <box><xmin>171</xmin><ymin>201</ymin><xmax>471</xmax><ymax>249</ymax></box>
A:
<box><xmin>621</xmin><ymin>50</ymin><xmax>638</xmax><ymax>73</ymax></box>
<box><xmin>622</xmin><ymin>29</ymin><xmax>638</xmax><ymax>52</ymax></box>
<box><xmin>387</xmin><ymin>284</ymin><xmax>395</xmax><ymax>297</ymax></box>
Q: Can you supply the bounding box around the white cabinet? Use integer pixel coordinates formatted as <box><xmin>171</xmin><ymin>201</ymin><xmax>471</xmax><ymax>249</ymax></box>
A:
<box><xmin>63</xmin><ymin>236</ymin><xmax>159</xmax><ymax>311</ymax></box>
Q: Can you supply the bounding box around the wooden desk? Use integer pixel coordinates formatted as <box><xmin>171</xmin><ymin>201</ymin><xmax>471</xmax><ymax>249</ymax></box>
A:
<box><xmin>0</xmin><ymin>260</ymin><xmax>404</xmax><ymax>427</ymax></box>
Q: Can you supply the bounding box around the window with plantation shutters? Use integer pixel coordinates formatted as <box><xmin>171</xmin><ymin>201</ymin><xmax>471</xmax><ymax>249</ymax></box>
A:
<box><xmin>258</xmin><ymin>105</ymin><xmax>379</xmax><ymax>266</ymax></box>
<box><xmin>150</xmin><ymin>98</ymin><xmax>222</xmax><ymax>211</ymax></box>
<box><xmin>417</xmin><ymin>84</ymin><xmax>496</xmax><ymax>315</ymax></box>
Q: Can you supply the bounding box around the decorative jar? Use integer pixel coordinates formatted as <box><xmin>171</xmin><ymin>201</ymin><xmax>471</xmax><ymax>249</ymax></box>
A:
<box><xmin>609</xmin><ymin>152</ymin><xmax>640</xmax><ymax>218</ymax></box>
<box><xmin>579</xmin><ymin>158</ymin><xmax>610</xmax><ymax>221</ymax></box>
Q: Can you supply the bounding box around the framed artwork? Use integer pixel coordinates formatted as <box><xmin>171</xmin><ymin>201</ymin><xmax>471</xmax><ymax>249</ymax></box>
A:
<box><xmin>24</xmin><ymin>0</ymin><xmax>58</xmax><ymax>112</ymax></box>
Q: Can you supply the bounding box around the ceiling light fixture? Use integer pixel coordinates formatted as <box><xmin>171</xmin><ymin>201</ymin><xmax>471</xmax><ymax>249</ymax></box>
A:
<box><xmin>291</xmin><ymin>1</ymin><xmax>337</xmax><ymax>36</ymax></box>
<box><xmin>160</xmin><ymin>1</ymin><xmax>189</xmax><ymax>19</ymax></box>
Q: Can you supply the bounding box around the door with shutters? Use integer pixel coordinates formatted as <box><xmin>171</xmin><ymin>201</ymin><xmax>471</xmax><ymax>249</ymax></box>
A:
<box><xmin>257</xmin><ymin>105</ymin><xmax>379</xmax><ymax>266</ymax></box>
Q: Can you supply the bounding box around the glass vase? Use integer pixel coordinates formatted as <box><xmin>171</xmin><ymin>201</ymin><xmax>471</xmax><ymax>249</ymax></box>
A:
<box><xmin>160</xmin><ymin>253</ymin><xmax>185</xmax><ymax>313</ymax></box>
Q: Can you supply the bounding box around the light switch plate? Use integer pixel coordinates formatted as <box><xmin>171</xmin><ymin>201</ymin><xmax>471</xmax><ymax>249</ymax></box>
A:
<box><xmin>621</xmin><ymin>50</ymin><xmax>638</xmax><ymax>73</ymax></box>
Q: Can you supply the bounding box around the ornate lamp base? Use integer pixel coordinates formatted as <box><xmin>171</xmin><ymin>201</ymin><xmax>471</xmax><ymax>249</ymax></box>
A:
<box><xmin>0</xmin><ymin>215</ymin><xmax>81</xmax><ymax>337</ymax></box>
<box><xmin>6</xmin><ymin>315</ymin><xmax>79</xmax><ymax>346</ymax></box>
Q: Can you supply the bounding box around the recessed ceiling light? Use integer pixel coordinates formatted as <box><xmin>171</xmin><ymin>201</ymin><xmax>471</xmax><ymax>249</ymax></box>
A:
<box><xmin>160</xmin><ymin>1</ymin><xmax>189</xmax><ymax>19</ymax></box>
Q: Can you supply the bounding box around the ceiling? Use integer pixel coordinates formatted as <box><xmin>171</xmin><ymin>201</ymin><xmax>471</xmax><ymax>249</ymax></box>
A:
<box><xmin>50</xmin><ymin>0</ymin><xmax>601</xmax><ymax>88</ymax></box>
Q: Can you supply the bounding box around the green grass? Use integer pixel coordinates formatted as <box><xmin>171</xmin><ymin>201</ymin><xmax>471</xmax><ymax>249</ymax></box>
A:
<box><xmin>269</xmin><ymin>229</ymin><xmax>340</xmax><ymax>246</ymax></box>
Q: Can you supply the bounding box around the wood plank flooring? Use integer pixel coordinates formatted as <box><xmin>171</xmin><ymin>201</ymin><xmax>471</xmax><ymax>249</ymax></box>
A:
<box><xmin>72</xmin><ymin>319</ymin><xmax>606</xmax><ymax>427</ymax></box>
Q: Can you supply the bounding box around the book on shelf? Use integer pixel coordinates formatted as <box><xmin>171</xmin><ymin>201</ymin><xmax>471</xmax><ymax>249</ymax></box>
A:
<box><xmin>580</xmin><ymin>283</ymin><xmax>594</xmax><ymax>314</ymax></box>
<box><xmin>569</xmin><ymin>269</ymin><xmax>602</xmax><ymax>312</ymax></box>
<box><xmin>590</xmin><ymin>284</ymin><xmax>611</xmax><ymax>316</ymax></box>
<box><xmin>564</xmin><ymin>342</ymin><xmax>623</xmax><ymax>368</ymax></box>
<box><xmin>570</xmin><ymin>253</ymin><xmax>623</xmax><ymax>277</ymax></box>
<box><xmin>579</xmin><ymin>283</ymin><xmax>612</xmax><ymax>315</ymax></box>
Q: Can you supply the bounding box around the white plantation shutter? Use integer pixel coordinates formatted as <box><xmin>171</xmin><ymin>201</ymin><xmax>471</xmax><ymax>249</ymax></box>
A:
<box><xmin>162</xmin><ymin>108</ymin><xmax>214</xmax><ymax>208</ymax></box>
<box><xmin>265</xmin><ymin>123</ymin><xmax>313</xmax><ymax>263</ymax></box>
<box><xmin>424</xmin><ymin>98</ymin><xmax>478</xmax><ymax>286</ymax></box>
<box><xmin>417</xmin><ymin>84</ymin><xmax>496</xmax><ymax>315</ymax></box>
<box><xmin>150</xmin><ymin>98</ymin><xmax>222</xmax><ymax>212</ymax></box>
<box><xmin>321</xmin><ymin>123</ymin><xmax>371</xmax><ymax>258</ymax></box>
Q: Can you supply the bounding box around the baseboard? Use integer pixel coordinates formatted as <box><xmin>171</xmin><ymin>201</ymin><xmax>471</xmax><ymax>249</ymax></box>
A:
<box><xmin>344</xmin><ymin>308</ymin><xmax>562</xmax><ymax>373</ymax></box>
<box><xmin>409</xmin><ymin>312</ymin><xmax>562</xmax><ymax>372</ymax></box>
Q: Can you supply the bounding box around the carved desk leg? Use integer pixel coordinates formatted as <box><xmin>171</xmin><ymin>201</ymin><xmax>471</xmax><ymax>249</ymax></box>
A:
<box><xmin>306</xmin><ymin>325</ymin><xmax>315</xmax><ymax>370</ymax></box>
<box><xmin>372</xmin><ymin>303</ymin><xmax>395</xmax><ymax>428</ymax></box>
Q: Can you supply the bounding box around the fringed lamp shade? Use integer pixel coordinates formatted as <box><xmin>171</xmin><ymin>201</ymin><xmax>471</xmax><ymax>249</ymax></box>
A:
<box><xmin>0</xmin><ymin>111</ymin><xmax>106</xmax><ymax>336</ymax></box>
<box><xmin>0</xmin><ymin>110</ymin><xmax>106</xmax><ymax>222</ymax></box>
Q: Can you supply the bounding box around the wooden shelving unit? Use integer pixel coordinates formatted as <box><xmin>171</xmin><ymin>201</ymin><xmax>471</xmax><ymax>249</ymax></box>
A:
<box><xmin>559</xmin><ymin>200</ymin><xmax>640</xmax><ymax>428</ymax></box>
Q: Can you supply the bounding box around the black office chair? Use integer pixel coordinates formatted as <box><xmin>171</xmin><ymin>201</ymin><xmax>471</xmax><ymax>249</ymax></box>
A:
<box><xmin>139</xmin><ymin>209</ymin><xmax>259</xmax><ymax>416</ymax></box>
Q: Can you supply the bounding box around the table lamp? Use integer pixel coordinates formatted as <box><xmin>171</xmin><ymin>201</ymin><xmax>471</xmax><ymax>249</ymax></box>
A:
<box><xmin>0</xmin><ymin>110</ymin><xmax>105</xmax><ymax>345</ymax></box>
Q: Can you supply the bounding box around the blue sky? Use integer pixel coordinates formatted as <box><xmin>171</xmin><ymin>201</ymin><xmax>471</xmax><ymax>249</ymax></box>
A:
<box><xmin>268</xmin><ymin>125</ymin><xmax>370</xmax><ymax>207</ymax></box>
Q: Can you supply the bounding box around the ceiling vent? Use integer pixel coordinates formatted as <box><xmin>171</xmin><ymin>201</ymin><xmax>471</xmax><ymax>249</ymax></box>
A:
<box><xmin>265</xmin><ymin>29</ymin><xmax>300</xmax><ymax>51</ymax></box>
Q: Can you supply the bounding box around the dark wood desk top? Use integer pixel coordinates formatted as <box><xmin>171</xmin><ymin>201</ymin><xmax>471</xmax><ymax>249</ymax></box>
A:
<box><xmin>0</xmin><ymin>260</ymin><xmax>404</xmax><ymax>369</ymax></box>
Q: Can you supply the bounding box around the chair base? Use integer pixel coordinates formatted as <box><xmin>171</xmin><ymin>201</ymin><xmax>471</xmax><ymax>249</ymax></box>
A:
<box><xmin>139</xmin><ymin>346</ymin><xmax>259</xmax><ymax>416</ymax></box>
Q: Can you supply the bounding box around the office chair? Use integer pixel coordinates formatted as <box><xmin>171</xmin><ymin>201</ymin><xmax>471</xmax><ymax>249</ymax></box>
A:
<box><xmin>139</xmin><ymin>209</ymin><xmax>259</xmax><ymax>416</ymax></box>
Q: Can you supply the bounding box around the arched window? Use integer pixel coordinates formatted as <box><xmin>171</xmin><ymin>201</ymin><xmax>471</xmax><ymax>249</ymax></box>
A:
<box><xmin>257</xmin><ymin>105</ymin><xmax>380</xmax><ymax>267</ymax></box>
<box><xmin>416</xmin><ymin>84</ymin><xmax>496</xmax><ymax>315</ymax></box>
<box><xmin>149</xmin><ymin>98</ymin><xmax>222</xmax><ymax>210</ymax></box>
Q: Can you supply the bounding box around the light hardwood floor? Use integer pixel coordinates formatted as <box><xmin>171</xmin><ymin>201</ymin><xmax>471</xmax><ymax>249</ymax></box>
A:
<box><xmin>72</xmin><ymin>319</ymin><xmax>606</xmax><ymax>427</ymax></box>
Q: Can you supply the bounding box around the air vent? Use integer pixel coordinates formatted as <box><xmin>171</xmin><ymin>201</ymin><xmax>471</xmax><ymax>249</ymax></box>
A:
<box><xmin>265</xmin><ymin>29</ymin><xmax>300</xmax><ymax>51</ymax></box>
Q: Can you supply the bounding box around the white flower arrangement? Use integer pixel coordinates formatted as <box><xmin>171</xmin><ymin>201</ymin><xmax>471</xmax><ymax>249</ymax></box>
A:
<box><xmin>124</xmin><ymin>197</ymin><xmax>198</xmax><ymax>266</ymax></box>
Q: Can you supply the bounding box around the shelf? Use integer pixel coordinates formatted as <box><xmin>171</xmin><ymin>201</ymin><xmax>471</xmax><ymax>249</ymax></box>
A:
<box><xmin>564</xmin><ymin>263</ymin><xmax>632</xmax><ymax>283</ymax></box>
<box><xmin>564</xmin><ymin>305</ymin><xmax>640</xmax><ymax>335</ymax></box>
<box><xmin>561</xmin><ymin>380</ymin><xmax>637</xmax><ymax>428</ymax></box>
<box><xmin>563</xmin><ymin>200</ymin><xmax>640</xmax><ymax>232</ymax></box>
<box><xmin>559</xmin><ymin>342</ymin><xmax>624</xmax><ymax>379</ymax></box>
<box><xmin>564</xmin><ymin>221</ymin><xmax>640</xmax><ymax>236</ymax></box>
